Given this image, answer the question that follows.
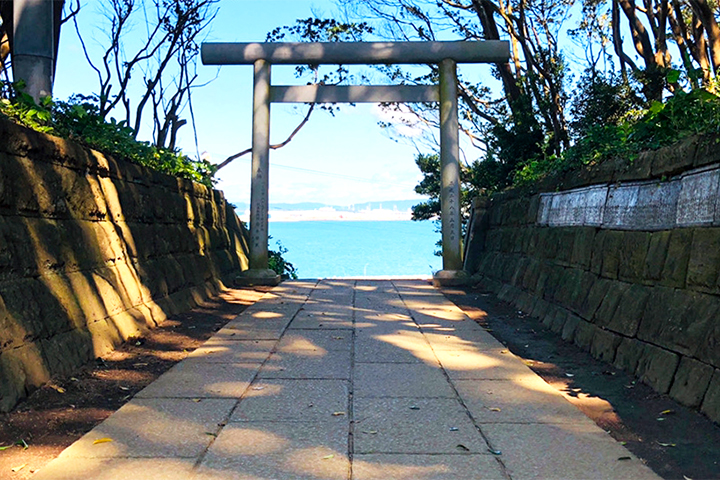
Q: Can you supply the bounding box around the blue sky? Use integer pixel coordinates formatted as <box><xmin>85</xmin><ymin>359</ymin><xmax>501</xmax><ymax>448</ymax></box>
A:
<box><xmin>53</xmin><ymin>0</ymin><xmax>445</xmax><ymax>207</ymax></box>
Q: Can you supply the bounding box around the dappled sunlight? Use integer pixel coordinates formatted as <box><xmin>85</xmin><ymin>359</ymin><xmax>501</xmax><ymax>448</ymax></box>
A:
<box><xmin>356</xmin><ymin>285</ymin><xmax>378</xmax><ymax>292</ymax></box>
<box><xmin>277</xmin><ymin>338</ymin><xmax>329</xmax><ymax>356</ymax></box>
<box><xmin>352</xmin><ymin>457</ymin><xmax>450</xmax><ymax>479</ymax></box>
<box><xmin>284</xmin><ymin>448</ymin><xmax>350</xmax><ymax>478</ymax></box>
<box><xmin>373</xmin><ymin>331</ymin><xmax>438</xmax><ymax>365</ymax></box>
<box><xmin>432</xmin><ymin>349</ymin><xmax>503</xmax><ymax>371</ymax></box>
<box><xmin>208</xmin><ymin>427</ymin><xmax>290</xmax><ymax>455</ymax></box>
<box><xmin>241</xmin><ymin>382</ymin><xmax>284</xmax><ymax>398</ymax></box>
<box><xmin>374</xmin><ymin>331</ymin><xmax>505</xmax><ymax>372</ymax></box>
<box><xmin>251</xmin><ymin>310</ymin><xmax>283</xmax><ymax>319</ymax></box>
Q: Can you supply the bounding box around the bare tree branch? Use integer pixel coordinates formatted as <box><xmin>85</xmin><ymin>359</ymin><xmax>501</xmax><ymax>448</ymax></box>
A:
<box><xmin>215</xmin><ymin>104</ymin><xmax>317</xmax><ymax>172</ymax></box>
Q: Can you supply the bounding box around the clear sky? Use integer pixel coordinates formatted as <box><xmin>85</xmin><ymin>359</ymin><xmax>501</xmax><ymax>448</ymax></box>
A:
<box><xmin>53</xmin><ymin>0</ymin><xmax>447</xmax><ymax>208</ymax></box>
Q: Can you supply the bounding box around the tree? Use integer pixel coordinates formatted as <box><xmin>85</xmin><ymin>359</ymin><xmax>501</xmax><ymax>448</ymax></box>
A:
<box><xmin>73</xmin><ymin>0</ymin><xmax>219</xmax><ymax>151</ymax></box>
<box><xmin>578</xmin><ymin>0</ymin><xmax>720</xmax><ymax>100</ymax></box>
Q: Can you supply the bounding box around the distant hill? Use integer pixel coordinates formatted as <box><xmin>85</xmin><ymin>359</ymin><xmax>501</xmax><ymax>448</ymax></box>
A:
<box><xmin>232</xmin><ymin>199</ymin><xmax>420</xmax><ymax>212</ymax></box>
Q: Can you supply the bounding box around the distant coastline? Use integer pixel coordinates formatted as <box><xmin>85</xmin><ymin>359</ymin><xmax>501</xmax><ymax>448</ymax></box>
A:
<box><xmin>235</xmin><ymin>199</ymin><xmax>421</xmax><ymax>222</ymax></box>
<box><xmin>239</xmin><ymin>207</ymin><xmax>413</xmax><ymax>222</ymax></box>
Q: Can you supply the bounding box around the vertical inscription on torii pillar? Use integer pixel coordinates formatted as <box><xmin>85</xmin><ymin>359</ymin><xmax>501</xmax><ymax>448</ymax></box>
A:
<box><xmin>439</xmin><ymin>58</ymin><xmax>463</xmax><ymax>271</ymax></box>
<box><xmin>249</xmin><ymin>59</ymin><xmax>271</xmax><ymax>270</ymax></box>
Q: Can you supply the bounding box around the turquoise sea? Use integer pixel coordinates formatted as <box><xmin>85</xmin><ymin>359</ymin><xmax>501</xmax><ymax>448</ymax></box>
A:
<box><xmin>268</xmin><ymin>220</ymin><xmax>442</xmax><ymax>278</ymax></box>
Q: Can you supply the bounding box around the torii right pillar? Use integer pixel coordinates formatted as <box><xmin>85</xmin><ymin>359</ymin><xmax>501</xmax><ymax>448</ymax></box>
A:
<box><xmin>433</xmin><ymin>58</ymin><xmax>470</xmax><ymax>287</ymax></box>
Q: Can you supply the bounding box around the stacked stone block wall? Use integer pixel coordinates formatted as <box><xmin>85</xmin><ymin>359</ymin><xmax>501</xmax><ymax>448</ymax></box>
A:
<box><xmin>466</xmin><ymin>134</ymin><xmax>720</xmax><ymax>424</ymax></box>
<box><xmin>0</xmin><ymin>120</ymin><xmax>250</xmax><ymax>411</ymax></box>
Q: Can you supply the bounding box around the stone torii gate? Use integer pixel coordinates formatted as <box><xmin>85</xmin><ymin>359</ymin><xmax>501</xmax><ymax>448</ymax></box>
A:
<box><xmin>201</xmin><ymin>41</ymin><xmax>509</xmax><ymax>286</ymax></box>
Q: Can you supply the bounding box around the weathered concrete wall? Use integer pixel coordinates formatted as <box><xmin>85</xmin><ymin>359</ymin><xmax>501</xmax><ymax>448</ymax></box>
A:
<box><xmin>0</xmin><ymin>120</ymin><xmax>250</xmax><ymax>411</ymax></box>
<box><xmin>465</xmin><ymin>134</ymin><xmax>720</xmax><ymax>424</ymax></box>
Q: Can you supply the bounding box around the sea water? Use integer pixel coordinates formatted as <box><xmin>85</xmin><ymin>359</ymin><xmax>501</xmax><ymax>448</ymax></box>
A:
<box><xmin>268</xmin><ymin>220</ymin><xmax>442</xmax><ymax>278</ymax></box>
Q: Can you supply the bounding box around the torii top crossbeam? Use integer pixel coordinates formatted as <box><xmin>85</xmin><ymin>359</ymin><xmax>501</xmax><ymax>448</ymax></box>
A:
<box><xmin>202</xmin><ymin>40</ymin><xmax>509</xmax><ymax>286</ymax></box>
<box><xmin>202</xmin><ymin>41</ymin><xmax>509</xmax><ymax>65</ymax></box>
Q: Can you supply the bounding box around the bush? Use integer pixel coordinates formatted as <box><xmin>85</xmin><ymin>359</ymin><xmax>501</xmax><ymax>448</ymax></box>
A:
<box><xmin>0</xmin><ymin>85</ymin><xmax>216</xmax><ymax>187</ymax></box>
<box><xmin>268</xmin><ymin>241</ymin><xmax>298</xmax><ymax>280</ymax></box>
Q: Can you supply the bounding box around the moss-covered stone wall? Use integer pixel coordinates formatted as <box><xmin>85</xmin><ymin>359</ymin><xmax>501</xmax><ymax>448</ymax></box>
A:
<box><xmin>0</xmin><ymin>120</ymin><xmax>249</xmax><ymax>411</ymax></box>
<box><xmin>465</xmin><ymin>134</ymin><xmax>720</xmax><ymax>424</ymax></box>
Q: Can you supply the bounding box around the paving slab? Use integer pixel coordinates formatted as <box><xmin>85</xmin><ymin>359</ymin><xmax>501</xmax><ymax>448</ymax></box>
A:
<box><xmin>135</xmin><ymin>361</ymin><xmax>260</xmax><ymax>398</ymax></box>
<box><xmin>289</xmin><ymin>308</ymin><xmax>354</xmax><ymax>329</ymax></box>
<box><xmin>187</xmin><ymin>339</ymin><xmax>277</xmax><ymax>363</ymax></box>
<box><xmin>456</xmin><ymin>376</ymin><xmax>599</xmax><ymax>425</ymax></box>
<box><xmin>354</xmin><ymin>362</ymin><xmax>455</xmax><ymax>398</ymax></box>
<box><xmin>354</xmin><ymin>397</ymin><xmax>489</xmax><ymax>454</ymax></box>
<box><xmin>50</xmin><ymin>398</ymin><xmax>236</xmax><ymax>458</ymax></box>
<box><xmin>231</xmin><ymin>379</ymin><xmax>349</xmax><ymax>422</ymax></box>
<box><xmin>434</xmin><ymin>347</ymin><xmax>536</xmax><ymax>380</ymax></box>
<box><xmin>196</xmin><ymin>421</ymin><xmax>350</xmax><ymax>480</ymax></box>
<box><xmin>482</xmin><ymin>423</ymin><xmax>660</xmax><ymax>480</ymax></box>
<box><xmin>32</xmin><ymin>457</ymin><xmax>196</xmax><ymax>480</ymax></box>
<box><xmin>278</xmin><ymin>328</ymin><xmax>352</xmax><ymax>352</ymax></box>
<box><xmin>355</xmin><ymin>328</ymin><xmax>429</xmax><ymax>363</ymax></box>
<box><xmin>352</xmin><ymin>454</ymin><xmax>506</xmax><ymax>480</ymax></box>
<box><xmin>213</xmin><ymin>318</ymin><xmax>291</xmax><ymax>340</ymax></box>
<box><xmin>421</xmin><ymin>329</ymin><xmax>504</xmax><ymax>352</ymax></box>
<box><xmin>258</xmin><ymin>349</ymin><xmax>351</xmax><ymax>379</ymax></box>
<box><xmin>355</xmin><ymin>311</ymin><xmax>419</xmax><ymax>333</ymax></box>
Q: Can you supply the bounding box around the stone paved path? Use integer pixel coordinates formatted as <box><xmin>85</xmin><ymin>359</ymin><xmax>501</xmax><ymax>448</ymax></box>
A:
<box><xmin>33</xmin><ymin>280</ymin><xmax>661</xmax><ymax>480</ymax></box>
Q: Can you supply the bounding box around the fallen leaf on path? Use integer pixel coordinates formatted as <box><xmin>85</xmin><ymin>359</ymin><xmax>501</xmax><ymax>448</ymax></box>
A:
<box><xmin>500</xmin><ymin>350</ymin><xmax>508</xmax><ymax>354</ymax></box>
<box><xmin>0</xmin><ymin>445</ymin><xmax>12</xmax><ymax>451</ymax></box>
<box><xmin>11</xmin><ymin>464</ymin><xmax>25</xmax><ymax>472</ymax></box>
<box><xmin>659</xmin><ymin>409</ymin><xmax>675</xmax><ymax>416</ymax></box>
<box><xmin>657</xmin><ymin>442</ymin><xmax>676</xmax><ymax>447</ymax></box>
<box><xmin>93</xmin><ymin>438</ymin><xmax>113</xmax><ymax>445</ymax></box>
<box><xmin>252</xmin><ymin>386</ymin><xmax>265</xmax><ymax>391</ymax></box>
<box><xmin>322</xmin><ymin>454</ymin><xmax>334</xmax><ymax>460</ymax></box>
<box><xmin>488</xmin><ymin>407</ymin><xmax>501</xmax><ymax>412</ymax></box>
<box><xmin>49</xmin><ymin>384</ymin><xmax>65</xmax><ymax>394</ymax></box>
<box><xmin>192</xmin><ymin>398</ymin><xmax>202</xmax><ymax>403</ymax></box>
<box><xmin>332</xmin><ymin>412</ymin><xmax>346</xmax><ymax>416</ymax></box>
<box><xmin>362</xmin><ymin>430</ymin><xmax>378</xmax><ymax>435</ymax></box>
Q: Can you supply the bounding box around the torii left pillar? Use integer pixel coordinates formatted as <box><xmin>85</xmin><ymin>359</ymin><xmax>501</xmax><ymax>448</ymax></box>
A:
<box><xmin>235</xmin><ymin>59</ymin><xmax>281</xmax><ymax>286</ymax></box>
<box><xmin>13</xmin><ymin>0</ymin><xmax>55</xmax><ymax>102</ymax></box>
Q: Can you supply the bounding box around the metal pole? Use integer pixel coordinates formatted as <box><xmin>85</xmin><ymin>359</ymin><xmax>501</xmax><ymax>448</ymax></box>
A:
<box><xmin>439</xmin><ymin>58</ymin><xmax>463</xmax><ymax>272</ymax></box>
<box><xmin>13</xmin><ymin>0</ymin><xmax>54</xmax><ymax>101</ymax></box>
<box><xmin>249</xmin><ymin>59</ymin><xmax>271</xmax><ymax>271</ymax></box>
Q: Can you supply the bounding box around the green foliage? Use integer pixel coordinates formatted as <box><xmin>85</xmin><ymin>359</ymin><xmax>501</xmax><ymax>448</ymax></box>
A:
<box><xmin>0</xmin><ymin>81</ymin><xmax>54</xmax><ymax>133</ymax></box>
<box><xmin>0</xmin><ymin>86</ymin><xmax>215</xmax><ymax>187</ymax></box>
<box><xmin>268</xmin><ymin>241</ymin><xmax>298</xmax><ymax>280</ymax></box>
<box><xmin>513</xmin><ymin>87</ymin><xmax>720</xmax><ymax>186</ymax></box>
<box><xmin>569</xmin><ymin>71</ymin><xmax>642</xmax><ymax>140</ymax></box>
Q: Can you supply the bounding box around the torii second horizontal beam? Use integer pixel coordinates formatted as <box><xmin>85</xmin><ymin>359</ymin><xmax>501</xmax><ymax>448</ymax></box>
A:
<box><xmin>202</xmin><ymin>41</ymin><xmax>509</xmax><ymax>65</ymax></box>
<box><xmin>270</xmin><ymin>85</ymin><xmax>439</xmax><ymax>103</ymax></box>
